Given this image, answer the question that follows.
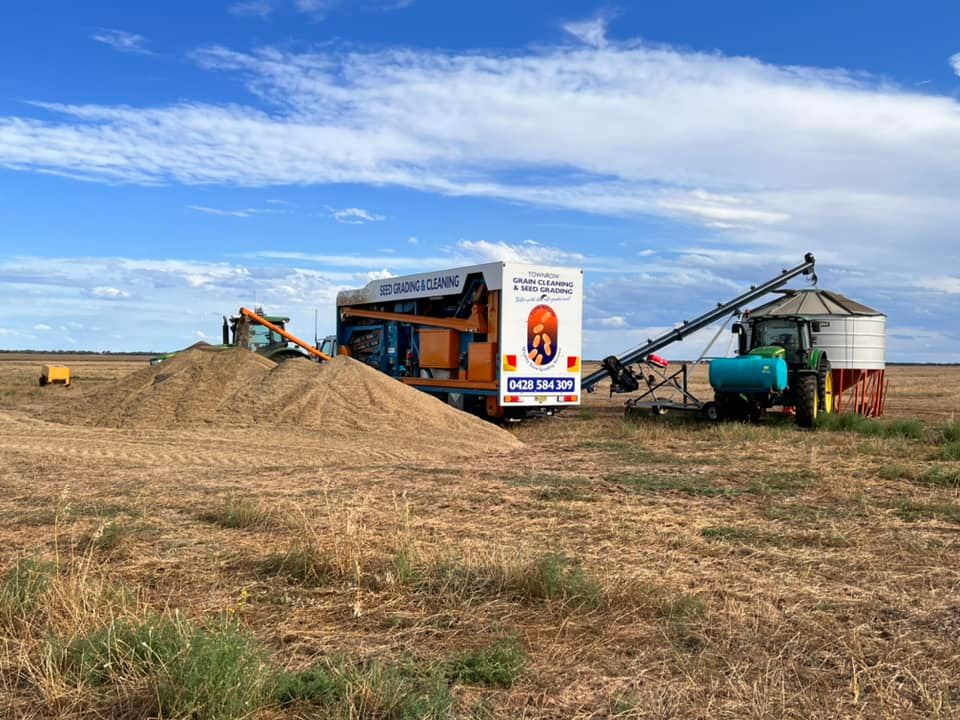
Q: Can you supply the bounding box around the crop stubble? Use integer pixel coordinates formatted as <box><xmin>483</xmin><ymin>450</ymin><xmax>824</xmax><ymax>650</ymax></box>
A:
<box><xmin>0</xmin><ymin>355</ymin><xmax>958</xmax><ymax>718</ymax></box>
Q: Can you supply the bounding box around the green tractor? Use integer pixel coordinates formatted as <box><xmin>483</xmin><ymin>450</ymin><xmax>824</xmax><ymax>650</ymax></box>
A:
<box><xmin>708</xmin><ymin>314</ymin><xmax>833</xmax><ymax>427</ymax></box>
<box><xmin>223</xmin><ymin>309</ymin><xmax>310</xmax><ymax>362</ymax></box>
<box><xmin>150</xmin><ymin>307</ymin><xmax>312</xmax><ymax>365</ymax></box>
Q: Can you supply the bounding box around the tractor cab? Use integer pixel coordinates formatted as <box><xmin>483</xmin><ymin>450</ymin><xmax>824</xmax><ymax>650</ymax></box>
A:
<box><xmin>225</xmin><ymin>308</ymin><xmax>307</xmax><ymax>361</ymax></box>
<box><xmin>738</xmin><ymin>315</ymin><xmax>819</xmax><ymax>365</ymax></box>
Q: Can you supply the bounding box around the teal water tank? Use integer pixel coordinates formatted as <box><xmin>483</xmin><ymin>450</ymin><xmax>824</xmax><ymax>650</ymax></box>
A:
<box><xmin>709</xmin><ymin>356</ymin><xmax>788</xmax><ymax>393</ymax></box>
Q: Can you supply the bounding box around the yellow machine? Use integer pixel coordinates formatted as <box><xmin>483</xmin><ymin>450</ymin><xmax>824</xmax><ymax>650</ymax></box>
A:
<box><xmin>39</xmin><ymin>365</ymin><xmax>71</xmax><ymax>387</ymax></box>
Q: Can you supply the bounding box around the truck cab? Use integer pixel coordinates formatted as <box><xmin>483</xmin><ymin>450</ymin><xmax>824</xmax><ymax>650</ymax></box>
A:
<box><xmin>318</xmin><ymin>335</ymin><xmax>337</xmax><ymax>358</ymax></box>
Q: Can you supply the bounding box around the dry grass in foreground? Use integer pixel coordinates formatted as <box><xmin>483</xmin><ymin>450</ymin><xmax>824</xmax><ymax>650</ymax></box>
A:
<box><xmin>0</xmin><ymin>357</ymin><xmax>959</xmax><ymax>718</ymax></box>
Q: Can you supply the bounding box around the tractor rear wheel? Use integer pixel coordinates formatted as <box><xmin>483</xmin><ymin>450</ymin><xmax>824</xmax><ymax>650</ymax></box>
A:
<box><xmin>795</xmin><ymin>374</ymin><xmax>819</xmax><ymax>428</ymax></box>
<box><xmin>817</xmin><ymin>358</ymin><xmax>834</xmax><ymax>414</ymax></box>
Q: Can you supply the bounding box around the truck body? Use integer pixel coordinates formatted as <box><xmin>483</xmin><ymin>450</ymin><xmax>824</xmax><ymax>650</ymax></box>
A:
<box><xmin>335</xmin><ymin>262</ymin><xmax>584</xmax><ymax>418</ymax></box>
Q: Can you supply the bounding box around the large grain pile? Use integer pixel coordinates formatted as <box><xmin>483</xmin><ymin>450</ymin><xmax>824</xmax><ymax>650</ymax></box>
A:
<box><xmin>57</xmin><ymin>347</ymin><xmax>522</xmax><ymax>459</ymax></box>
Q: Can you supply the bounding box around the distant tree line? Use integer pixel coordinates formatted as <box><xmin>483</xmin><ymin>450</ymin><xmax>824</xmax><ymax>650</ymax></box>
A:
<box><xmin>0</xmin><ymin>349</ymin><xmax>160</xmax><ymax>356</ymax></box>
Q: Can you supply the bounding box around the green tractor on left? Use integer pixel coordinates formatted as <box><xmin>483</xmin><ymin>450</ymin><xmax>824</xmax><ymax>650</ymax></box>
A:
<box><xmin>150</xmin><ymin>307</ymin><xmax>312</xmax><ymax>365</ymax></box>
<box><xmin>707</xmin><ymin>314</ymin><xmax>833</xmax><ymax>427</ymax></box>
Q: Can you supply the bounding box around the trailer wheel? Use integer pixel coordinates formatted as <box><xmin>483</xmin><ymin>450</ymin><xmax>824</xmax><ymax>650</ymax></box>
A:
<box><xmin>702</xmin><ymin>401</ymin><xmax>721</xmax><ymax>422</ymax></box>
<box><xmin>795</xmin><ymin>374</ymin><xmax>819</xmax><ymax>428</ymax></box>
<box><xmin>38</xmin><ymin>375</ymin><xmax>47</xmax><ymax>387</ymax></box>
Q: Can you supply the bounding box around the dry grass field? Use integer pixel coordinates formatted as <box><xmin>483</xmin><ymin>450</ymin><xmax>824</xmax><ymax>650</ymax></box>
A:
<box><xmin>1</xmin><ymin>355</ymin><xmax>959</xmax><ymax>719</ymax></box>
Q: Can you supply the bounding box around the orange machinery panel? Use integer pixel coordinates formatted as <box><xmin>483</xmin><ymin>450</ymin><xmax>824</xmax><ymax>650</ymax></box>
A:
<box><xmin>419</xmin><ymin>328</ymin><xmax>460</xmax><ymax>369</ymax></box>
<box><xmin>467</xmin><ymin>342</ymin><xmax>497</xmax><ymax>382</ymax></box>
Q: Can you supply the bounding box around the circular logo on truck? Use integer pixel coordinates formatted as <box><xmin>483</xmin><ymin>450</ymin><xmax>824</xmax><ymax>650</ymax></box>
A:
<box><xmin>525</xmin><ymin>304</ymin><xmax>558</xmax><ymax>368</ymax></box>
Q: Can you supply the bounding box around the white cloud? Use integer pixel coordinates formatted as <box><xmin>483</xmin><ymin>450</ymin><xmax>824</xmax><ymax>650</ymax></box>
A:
<box><xmin>355</xmin><ymin>268</ymin><xmax>393</xmax><ymax>282</ymax></box>
<box><xmin>3</xmin><ymin>39</ymin><xmax>957</xmax><ymax>279</ymax></box>
<box><xmin>331</xmin><ymin>207</ymin><xmax>385</xmax><ymax>224</ymax></box>
<box><xmin>596</xmin><ymin>315</ymin><xmax>627</xmax><ymax>329</ymax></box>
<box><xmin>0</xmin><ymin>255</ymin><xmax>352</xmax><ymax>351</ymax></box>
<box><xmin>189</xmin><ymin>204</ymin><xmax>258</xmax><ymax>218</ymax></box>
<box><xmin>407</xmin><ymin>236</ymin><xmax>418</xmax><ymax>244</ymax></box>
<box><xmin>951</xmin><ymin>53</ymin><xmax>960</xmax><ymax>77</ymax></box>
<box><xmin>0</xmin><ymin>37</ymin><xmax>959</xmax><ymax>355</ymax></box>
<box><xmin>90</xmin><ymin>29</ymin><xmax>151</xmax><ymax>54</ymax></box>
<box><xmin>249</xmin><ymin>239</ymin><xmax>630</xmax><ymax>275</ymax></box>
<box><xmin>456</xmin><ymin>239</ymin><xmax>584</xmax><ymax>265</ymax></box>
<box><xmin>657</xmin><ymin>190</ymin><xmax>790</xmax><ymax>225</ymax></box>
<box><xmin>920</xmin><ymin>276</ymin><xmax>960</xmax><ymax>294</ymax></box>
<box><xmin>33</xmin><ymin>323</ymin><xmax>52</xmax><ymax>331</ymax></box>
<box><xmin>248</xmin><ymin>250</ymin><xmax>450</xmax><ymax>268</ymax></box>
<box><xmin>233</xmin><ymin>0</ymin><xmax>412</xmax><ymax>20</ymax></box>
<box><xmin>229</xmin><ymin>1</ymin><xmax>274</xmax><ymax>17</ymax></box>
<box><xmin>562</xmin><ymin>15</ymin><xmax>610</xmax><ymax>48</ymax></box>
<box><xmin>90</xmin><ymin>286</ymin><xmax>130</xmax><ymax>299</ymax></box>
<box><xmin>0</xmin><ymin>250</ymin><xmax>955</xmax><ymax>360</ymax></box>
<box><xmin>294</xmin><ymin>0</ymin><xmax>338</xmax><ymax>18</ymax></box>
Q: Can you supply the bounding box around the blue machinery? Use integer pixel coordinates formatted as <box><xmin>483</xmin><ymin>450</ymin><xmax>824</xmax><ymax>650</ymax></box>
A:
<box><xmin>580</xmin><ymin>253</ymin><xmax>818</xmax><ymax>416</ymax></box>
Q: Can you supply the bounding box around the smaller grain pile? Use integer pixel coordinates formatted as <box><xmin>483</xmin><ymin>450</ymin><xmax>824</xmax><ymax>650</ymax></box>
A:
<box><xmin>58</xmin><ymin>345</ymin><xmax>275</xmax><ymax>429</ymax></box>
<box><xmin>59</xmin><ymin>347</ymin><xmax>522</xmax><ymax>461</ymax></box>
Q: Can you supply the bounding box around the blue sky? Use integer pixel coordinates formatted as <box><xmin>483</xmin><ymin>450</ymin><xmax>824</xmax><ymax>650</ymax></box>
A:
<box><xmin>1</xmin><ymin>1</ymin><xmax>958</xmax><ymax>360</ymax></box>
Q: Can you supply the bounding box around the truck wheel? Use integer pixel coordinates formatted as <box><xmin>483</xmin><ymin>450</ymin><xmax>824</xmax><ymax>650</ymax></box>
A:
<box><xmin>38</xmin><ymin>376</ymin><xmax>47</xmax><ymax>387</ymax></box>
<box><xmin>795</xmin><ymin>374</ymin><xmax>819</xmax><ymax>428</ymax></box>
<box><xmin>817</xmin><ymin>358</ymin><xmax>833</xmax><ymax>414</ymax></box>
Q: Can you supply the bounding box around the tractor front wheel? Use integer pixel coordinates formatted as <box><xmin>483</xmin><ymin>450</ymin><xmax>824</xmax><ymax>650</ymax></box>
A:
<box><xmin>795</xmin><ymin>374</ymin><xmax>819</xmax><ymax>428</ymax></box>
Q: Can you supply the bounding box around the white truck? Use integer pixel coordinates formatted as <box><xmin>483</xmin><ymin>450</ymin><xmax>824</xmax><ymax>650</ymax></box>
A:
<box><xmin>333</xmin><ymin>261</ymin><xmax>584</xmax><ymax>419</ymax></box>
